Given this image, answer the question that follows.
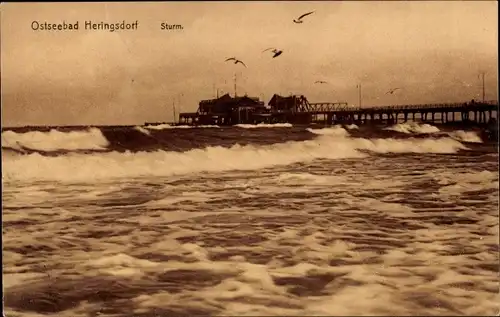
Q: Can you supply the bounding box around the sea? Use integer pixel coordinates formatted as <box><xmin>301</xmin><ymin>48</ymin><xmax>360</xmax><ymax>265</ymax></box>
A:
<box><xmin>2</xmin><ymin>121</ymin><xmax>499</xmax><ymax>317</ymax></box>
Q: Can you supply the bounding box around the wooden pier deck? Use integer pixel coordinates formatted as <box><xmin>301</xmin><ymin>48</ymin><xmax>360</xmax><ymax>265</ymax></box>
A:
<box><xmin>302</xmin><ymin>100</ymin><xmax>498</xmax><ymax>125</ymax></box>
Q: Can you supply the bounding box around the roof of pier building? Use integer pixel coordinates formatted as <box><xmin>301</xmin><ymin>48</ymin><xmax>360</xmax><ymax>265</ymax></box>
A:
<box><xmin>198</xmin><ymin>94</ymin><xmax>265</xmax><ymax>114</ymax></box>
<box><xmin>268</xmin><ymin>94</ymin><xmax>309</xmax><ymax>112</ymax></box>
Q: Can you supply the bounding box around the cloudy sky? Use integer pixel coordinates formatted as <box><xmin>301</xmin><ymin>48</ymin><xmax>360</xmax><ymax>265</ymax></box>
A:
<box><xmin>1</xmin><ymin>1</ymin><xmax>498</xmax><ymax>126</ymax></box>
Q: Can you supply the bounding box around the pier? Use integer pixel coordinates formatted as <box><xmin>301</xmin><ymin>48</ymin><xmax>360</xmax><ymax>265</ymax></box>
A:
<box><xmin>301</xmin><ymin>100</ymin><xmax>499</xmax><ymax>126</ymax></box>
<box><xmin>178</xmin><ymin>94</ymin><xmax>498</xmax><ymax>126</ymax></box>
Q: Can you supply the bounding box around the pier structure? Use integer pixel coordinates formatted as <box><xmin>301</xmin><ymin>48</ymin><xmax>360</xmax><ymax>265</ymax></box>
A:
<box><xmin>297</xmin><ymin>99</ymin><xmax>498</xmax><ymax>126</ymax></box>
<box><xmin>178</xmin><ymin>94</ymin><xmax>498</xmax><ymax>126</ymax></box>
<box><xmin>179</xmin><ymin>93</ymin><xmax>267</xmax><ymax>125</ymax></box>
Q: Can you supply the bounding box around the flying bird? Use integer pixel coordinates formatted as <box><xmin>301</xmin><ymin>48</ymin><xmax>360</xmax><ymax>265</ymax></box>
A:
<box><xmin>225</xmin><ymin>57</ymin><xmax>247</xmax><ymax>67</ymax></box>
<box><xmin>262</xmin><ymin>48</ymin><xmax>283</xmax><ymax>58</ymax></box>
<box><xmin>315</xmin><ymin>80</ymin><xmax>328</xmax><ymax>84</ymax></box>
<box><xmin>386</xmin><ymin>87</ymin><xmax>401</xmax><ymax>95</ymax></box>
<box><xmin>293</xmin><ymin>11</ymin><xmax>315</xmax><ymax>23</ymax></box>
<box><xmin>272</xmin><ymin>50</ymin><xmax>283</xmax><ymax>58</ymax></box>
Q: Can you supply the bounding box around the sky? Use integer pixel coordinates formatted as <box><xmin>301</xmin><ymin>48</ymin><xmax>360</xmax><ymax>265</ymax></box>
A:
<box><xmin>1</xmin><ymin>1</ymin><xmax>498</xmax><ymax>126</ymax></box>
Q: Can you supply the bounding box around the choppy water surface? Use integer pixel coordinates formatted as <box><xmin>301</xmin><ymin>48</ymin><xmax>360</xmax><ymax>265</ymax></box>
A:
<box><xmin>2</xmin><ymin>122</ymin><xmax>499</xmax><ymax>316</ymax></box>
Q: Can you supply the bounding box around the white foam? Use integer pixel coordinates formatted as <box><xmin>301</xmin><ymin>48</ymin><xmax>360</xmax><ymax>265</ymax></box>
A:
<box><xmin>448</xmin><ymin>130</ymin><xmax>483</xmax><ymax>143</ymax></box>
<box><xmin>144</xmin><ymin>124</ymin><xmax>220</xmax><ymax>130</ymax></box>
<box><xmin>144</xmin><ymin>191</ymin><xmax>213</xmax><ymax>206</ymax></box>
<box><xmin>1</xmin><ymin>128</ymin><xmax>109</xmax><ymax>151</ymax></box>
<box><xmin>276</xmin><ymin>172</ymin><xmax>348</xmax><ymax>185</ymax></box>
<box><xmin>236</xmin><ymin>123</ymin><xmax>292</xmax><ymax>128</ymax></box>
<box><xmin>351</xmin><ymin>137</ymin><xmax>467</xmax><ymax>154</ymax></box>
<box><xmin>304</xmin><ymin>284</ymin><xmax>397</xmax><ymax>316</ymax></box>
<box><xmin>436</xmin><ymin>170</ymin><xmax>499</xmax><ymax>196</ymax></box>
<box><xmin>134</xmin><ymin>126</ymin><xmax>152</xmax><ymax>135</ymax></box>
<box><xmin>82</xmin><ymin>253</ymin><xmax>160</xmax><ymax>277</ymax></box>
<box><xmin>307</xmin><ymin>126</ymin><xmax>350</xmax><ymax>136</ymax></box>
<box><xmin>86</xmin><ymin>253</ymin><xmax>159</xmax><ymax>268</ymax></box>
<box><xmin>3</xmin><ymin>272</ymin><xmax>46</xmax><ymax>289</ymax></box>
<box><xmin>386</xmin><ymin>122</ymin><xmax>440</xmax><ymax>134</ymax></box>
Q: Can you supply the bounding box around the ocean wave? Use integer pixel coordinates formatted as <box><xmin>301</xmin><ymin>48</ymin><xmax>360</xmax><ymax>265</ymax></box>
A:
<box><xmin>385</xmin><ymin>122</ymin><xmax>441</xmax><ymax>134</ymax></box>
<box><xmin>235</xmin><ymin>123</ymin><xmax>293</xmax><ymax>129</ymax></box>
<box><xmin>448</xmin><ymin>130</ymin><xmax>484</xmax><ymax>143</ymax></box>
<box><xmin>3</xmin><ymin>126</ymin><xmax>469</xmax><ymax>182</ymax></box>
<box><xmin>1</xmin><ymin>128</ymin><xmax>109</xmax><ymax>151</ymax></box>
<box><xmin>383</xmin><ymin>122</ymin><xmax>484</xmax><ymax>144</ymax></box>
<box><xmin>145</xmin><ymin>124</ymin><xmax>221</xmax><ymax>130</ymax></box>
<box><xmin>307</xmin><ymin>126</ymin><xmax>350</xmax><ymax>137</ymax></box>
<box><xmin>2</xmin><ymin>124</ymin><xmax>485</xmax><ymax>156</ymax></box>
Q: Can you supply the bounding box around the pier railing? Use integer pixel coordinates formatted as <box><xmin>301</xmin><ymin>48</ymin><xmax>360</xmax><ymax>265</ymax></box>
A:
<box><xmin>300</xmin><ymin>100</ymin><xmax>498</xmax><ymax>113</ymax></box>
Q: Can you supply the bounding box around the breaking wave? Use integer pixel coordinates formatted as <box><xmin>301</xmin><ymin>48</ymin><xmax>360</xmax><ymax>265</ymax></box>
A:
<box><xmin>141</xmin><ymin>123</ymin><xmax>293</xmax><ymax>131</ymax></box>
<box><xmin>3</xmin><ymin>126</ymin><xmax>470</xmax><ymax>182</ymax></box>
<box><xmin>448</xmin><ymin>130</ymin><xmax>484</xmax><ymax>143</ymax></box>
<box><xmin>307</xmin><ymin>126</ymin><xmax>350</xmax><ymax>136</ymax></box>
<box><xmin>384</xmin><ymin>122</ymin><xmax>486</xmax><ymax>144</ymax></box>
<box><xmin>145</xmin><ymin>124</ymin><xmax>221</xmax><ymax>130</ymax></box>
<box><xmin>386</xmin><ymin>122</ymin><xmax>440</xmax><ymax>134</ymax></box>
<box><xmin>235</xmin><ymin>123</ymin><xmax>293</xmax><ymax>128</ymax></box>
<box><xmin>1</xmin><ymin>128</ymin><xmax>109</xmax><ymax>151</ymax></box>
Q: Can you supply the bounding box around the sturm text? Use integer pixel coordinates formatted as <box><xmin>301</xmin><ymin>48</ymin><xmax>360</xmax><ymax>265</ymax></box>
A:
<box><xmin>160</xmin><ymin>23</ymin><xmax>183</xmax><ymax>30</ymax></box>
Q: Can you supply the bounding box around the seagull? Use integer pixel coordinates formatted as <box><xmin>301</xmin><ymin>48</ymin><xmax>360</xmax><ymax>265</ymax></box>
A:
<box><xmin>225</xmin><ymin>57</ymin><xmax>247</xmax><ymax>67</ymax></box>
<box><xmin>315</xmin><ymin>80</ymin><xmax>328</xmax><ymax>84</ymax></box>
<box><xmin>262</xmin><ymin>48</ymin><xmax>283</xmax><ymax>58</ymax></box>
<box><xmin>386</xmin><ymin>87</ymin><xmax>400</xmax><ymax>95</ymax></box>
<box><xmin>272</xmin><ymin>50</ymin><xmax>283</xmax><ymax>58</ymax></box>
<box><xmin>293</xmin><ymin>11</ymin><xmax>315</xmax><ymax>23</ymax></box>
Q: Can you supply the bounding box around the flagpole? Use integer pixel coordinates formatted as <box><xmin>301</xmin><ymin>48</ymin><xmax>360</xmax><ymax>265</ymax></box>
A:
<box><xmin>172</xmin><ymin>98</ymin><xmax>176</xmax><ymax>123</ymax></box>
<box><xmin>358</xmin><ymin>84</ymin><xmax>362</xmax><ymax>108</ymax></box>
<box><xmin>481</xmin><ymin>72</ymin><xmax>485</xmax><ymax>102</ymax></box>
<box><xmin>234</xmin><ymin>73</ymin><xmax>237</xmax><ymax>98</ymax></box>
